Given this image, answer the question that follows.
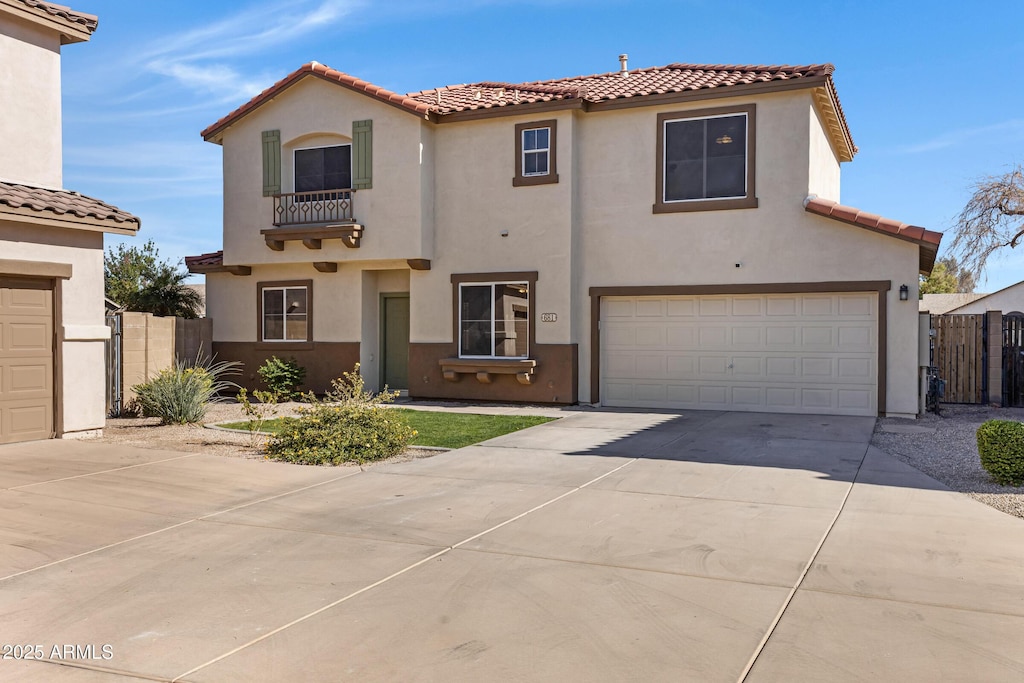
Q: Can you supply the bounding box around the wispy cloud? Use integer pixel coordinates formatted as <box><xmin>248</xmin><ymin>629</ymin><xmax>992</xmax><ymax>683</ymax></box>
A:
<box><xmin>895</xmin><ymin>119</ymin><xmax>1024</xmax><ymax>154</ymax></box>
<box><xmin>141</xmin><ymin>0</ymin><xmax>362</xmax><ymax>99</ymax></box>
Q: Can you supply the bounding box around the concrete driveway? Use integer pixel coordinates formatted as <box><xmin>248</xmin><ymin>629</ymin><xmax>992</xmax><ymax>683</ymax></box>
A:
<box><xmin>1</xmin><ymin>410</ymin><xmax>1023</xmax><ymax>682</ymax></box>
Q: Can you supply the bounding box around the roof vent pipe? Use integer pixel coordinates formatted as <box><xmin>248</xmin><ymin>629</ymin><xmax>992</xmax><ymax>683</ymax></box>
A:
<box><xmin>619</xmin><ymin>53</ymin><xmax>628</xmax><ymax>76</ymax></box>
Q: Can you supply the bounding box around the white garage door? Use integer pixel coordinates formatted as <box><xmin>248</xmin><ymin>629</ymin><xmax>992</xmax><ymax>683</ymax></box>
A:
<box><xmin>601</xmin><ymin>292</ymin><xmax>878</xmax><ymax>416</ymax></box>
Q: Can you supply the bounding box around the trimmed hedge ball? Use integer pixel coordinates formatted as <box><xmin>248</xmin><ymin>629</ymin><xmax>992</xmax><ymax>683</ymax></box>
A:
<box><xmin>976</xmin><ymin>420</ymin><xmax>1024</xmax><ymax>487</ymax></box>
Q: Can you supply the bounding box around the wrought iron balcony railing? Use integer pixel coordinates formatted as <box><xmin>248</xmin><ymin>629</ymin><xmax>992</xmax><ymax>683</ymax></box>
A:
<box><xmin>272</xmin><ymin>189</ymin><xmax>354</xmax><ymax>226</ymax></box>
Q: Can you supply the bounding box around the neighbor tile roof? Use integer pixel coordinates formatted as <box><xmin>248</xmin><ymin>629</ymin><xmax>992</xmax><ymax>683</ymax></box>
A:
<box><xmin>202</xmin><ymin>61</ymin><xmax>854</xmax><ymax>157</ymax></box>
<box><xmin>919</xmin><ymin>293</ymin><xmax>988</xmax><ymax>314</ymax></box>
<box><xmin>804</xmin><ymin>196</ymin><xmax>941</xmax><ymax>272</ymax></box>
<box><xmin>0</xmin><ymin>180</ymin><xmax>139</xmax><ymax>230</ymax></box>
<box><xmin>408</xmin><ymin>62</ymin><xmax>834</xmax><ymax>114</ymax></box>
<box><xmin>184</xmin><ymin>251</ymin><xmax>223</xmax><ymax>269</ymax></box>
<box><xmin>10</xmin><ymin>0</ymin><xmax>98</xmax><ymax>34</ymax></box>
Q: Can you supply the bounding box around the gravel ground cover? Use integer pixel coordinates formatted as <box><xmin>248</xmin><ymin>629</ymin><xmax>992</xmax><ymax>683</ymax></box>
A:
<box><xmin>99</xmin><ymin>401</ymin><xmax>440</xmax><ymax>465</ymax></box>
<box><xmin>872</xmin><ymin>404</ymin><xmax>1024</xmax><ymax>519</ymax></box>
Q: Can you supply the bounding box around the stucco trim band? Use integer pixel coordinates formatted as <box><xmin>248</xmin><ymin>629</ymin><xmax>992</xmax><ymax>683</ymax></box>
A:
<box><xmin>0</xmin><ymin>258</ymin><xmax>71</xmax><ymax>279</ymax></box>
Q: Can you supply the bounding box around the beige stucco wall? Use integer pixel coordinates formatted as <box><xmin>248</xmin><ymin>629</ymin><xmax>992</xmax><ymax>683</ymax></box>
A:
<box><xmin>0</xmin><ymin>12</ymin><xmax>62</xmax><ymax>187</ymax></box>
<box><xmin>951</xmin><ymin>283</ymin><xmax>1024</xmax><ymax>315</ymax></box>
<box><xmin>808</xmin><ymin>101</ymin><xmax>841</xmax><ymax>201</ymax></box>
<box><xmin>570</xmin><ymin>91</ymin><xmax>919</xmax><ymax>416</ymax></box>
<box><xmin>413</xmin><ymin>110</ymin><xmax>577</xmax><ymax>347</ymax></box>
<box><xmin>0</xmin><ymin>220</ymin><xmax>108</xmax><ymax>434</ymax></box>
<box><xmin>218</xmin><ymin>77</ymin><xmax>429</xmax><ymax>267</ymax></box>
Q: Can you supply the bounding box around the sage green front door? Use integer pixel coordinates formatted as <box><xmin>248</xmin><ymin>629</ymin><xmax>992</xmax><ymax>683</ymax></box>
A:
<box><xmin>381</xmin><ymin>294</ymin><xmax>409</xmax><ymax>390</ymax></box>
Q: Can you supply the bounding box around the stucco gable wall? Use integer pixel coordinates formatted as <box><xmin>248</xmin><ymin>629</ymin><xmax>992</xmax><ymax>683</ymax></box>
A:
<box><xmin>219</xmin><ymin>76</ymin><xmax>428</xmax><ymax>266</ymax></box>
<box><xmin>952</xmin><ymin>282</ymin><xmax>1024</xmax><ymax>315</ymax></box>
<box><xmin>0</xmin><ymin>11</ymin><xmax>62</xmax><ymax>187</ymax></box>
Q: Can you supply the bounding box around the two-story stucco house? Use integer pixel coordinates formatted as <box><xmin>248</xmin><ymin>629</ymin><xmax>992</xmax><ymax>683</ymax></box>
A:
<box><xmin>189</xmin><ymin>58</ymin><xmax>940</xmax><ymax>418</ymax></box>
<box><xmin>0</xmin><ymin>0</ymin><xmax>139</xmax><ymax>443</ymax></box>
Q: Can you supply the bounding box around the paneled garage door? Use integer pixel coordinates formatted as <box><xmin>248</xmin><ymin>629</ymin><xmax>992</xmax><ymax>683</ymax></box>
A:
<box><xmin>0</xmin><ymin>278</ymin><xmax>54</xmax><ymax>443</ymax></box>
<box><xmin>601</xmin><ymin>292</ymin><xmax>878</xmax><ymax>416</ymax></box>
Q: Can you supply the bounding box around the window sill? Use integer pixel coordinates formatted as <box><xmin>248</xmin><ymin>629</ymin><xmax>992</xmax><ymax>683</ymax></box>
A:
<box><xmin>513</xmin><ymin>174</ymin><xmax>559</xmax><ymax>187</ymax></box>
<box><xmin>652</xmin><ymin>196</ymin><xmax>758</xmax><ymax>213</ymax></box>
<box><xmin>439</xmin><ymin>358</ymin><xmax>537</xmax><ymax>385</ymax></box>
<box><xmin>256</xmin><ymin>341</ymin><xmax>314</xmax><ymax>351</ymax></box>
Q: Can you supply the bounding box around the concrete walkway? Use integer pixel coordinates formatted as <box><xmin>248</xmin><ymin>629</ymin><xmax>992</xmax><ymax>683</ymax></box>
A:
<box><xmin>1</xmin><ymin>410</ymin><xmax>1023</xmax><ymax>681</ymax></box>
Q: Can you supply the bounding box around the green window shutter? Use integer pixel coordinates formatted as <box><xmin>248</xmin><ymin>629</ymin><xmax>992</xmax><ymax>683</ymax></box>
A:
<box><xmin>261</xmin><ymin>129</ymin><xmax>281</xmax><ymax>196</ymax></box>
<box><xmin>352</xmin><ymin>119</ymin><xmax>373</xmax><ymax>190</ymax></box>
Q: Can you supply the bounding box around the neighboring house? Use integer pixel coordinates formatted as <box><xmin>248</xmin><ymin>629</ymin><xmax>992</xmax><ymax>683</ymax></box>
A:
<box><xmin>0</xmin><ymin>0</ymin><xmax>140</xmax><ymax>443</ymax></box>
<box><xmin>925</xmin><ymin>282</ymin><xmax>1024</xmax><ymax>316</ymax></box>
<box><xmin>919</xmin><ymin>292</ymin><xmax>988</xmax><ymax>314</ymax></box>
<box><xmin>188</xmin><ymin>59</ymin><xmax>940</xmax><ymax>418</ymax></box>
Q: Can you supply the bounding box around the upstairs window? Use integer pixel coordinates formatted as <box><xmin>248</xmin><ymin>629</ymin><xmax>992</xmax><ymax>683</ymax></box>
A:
<box><xmin>654</xmin><ymin>105</ymin><xmax>757</xmax><ymax>213</ymax></box>
<box><xmin>522</xmin><ymin>127</ymin><xmax>550</xmax><ymax>176</ymax></box>
<box><xmin>514</xmin><ymin>120</ymin><xmax>558</xmax><ymax>186</ymax></box>
<box><xmin>294</xmin><ymin>145</ymin><xmax>351</xmax><ymax>193</ymax></box>
<box><xmin>459</xmin><ymin>282</ymin><xmax>529</xmax><ymax>358</ymax></box>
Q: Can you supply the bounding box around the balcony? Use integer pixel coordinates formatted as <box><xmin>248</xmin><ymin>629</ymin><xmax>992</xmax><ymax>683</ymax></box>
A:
<box><xmin>264</xmin><ymin>189</ymin><xmax>363</xmax><ymax>251</ymax></box>
<box><xmin>273</xmin><ymin>189</ymin><xmax>355</xmax><ymax>226</ymax></box>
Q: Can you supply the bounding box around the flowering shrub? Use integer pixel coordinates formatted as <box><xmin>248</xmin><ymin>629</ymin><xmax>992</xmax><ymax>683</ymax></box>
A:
<box><xmin>265</xmin><ymin>364</ymin><xmax>414</xmax><ymax>465</ymax></box>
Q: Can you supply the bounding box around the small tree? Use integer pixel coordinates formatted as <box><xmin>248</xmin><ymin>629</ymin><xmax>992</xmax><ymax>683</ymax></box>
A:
<box><xmin>948</xmin><ymin>164</ymin><xmax>1024</xmax><ymax>283</ymax></box>
<box><xmin>919</xmin><ymin>260</ymin><xmax>957</xmax><ymax>296</ymax></box>
<box><xmin>105</xmin><ymin>240</ymin><xmax>202</xmax><ymax>318</ymax></box>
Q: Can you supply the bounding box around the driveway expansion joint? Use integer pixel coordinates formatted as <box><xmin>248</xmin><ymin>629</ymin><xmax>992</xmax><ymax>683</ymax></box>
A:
<box><xmin>735</xmin><ymin>442</ymin><xmax>870</xmax><ymax>682</ymax></box>
<box><xmin>170</xmin><ymin>457</ymin><xmax>641</xmax><ymax>682</ymax></box>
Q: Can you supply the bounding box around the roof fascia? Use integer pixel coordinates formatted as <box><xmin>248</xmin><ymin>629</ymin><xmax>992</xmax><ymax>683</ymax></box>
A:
<box><xmin>0</xmin><ymin>0</ymin><xmax>93</xmax><ymax>44</ymax></box>
<box><xmin>203</xmin><ymin>71</ymin><xmax>435</xmax><ymax>144</ymax></box>
<box><xmin>0</xmin><ymin>206</ymin><xmax>139</xmax><ymax>235</ymax></box>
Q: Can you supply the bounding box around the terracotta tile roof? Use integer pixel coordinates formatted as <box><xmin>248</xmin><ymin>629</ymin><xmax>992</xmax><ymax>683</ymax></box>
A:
<box><xmin>10</xmin><ymin>0</ymin><xmax>98</xmax><ymax>35</ymax></box>
<box><xmin>202</xmin><ymin>61</ymin><xmax>855</xmax><ymax>159</ymax></box>
<box><xmin>201</xmin><ymin>63</ymin><xmax>434</xmax><ymax>141</ymax></box>
<box><xmin>0</xmin><ymin>180</ymin><xmax>139</xmax><ymax>231</ymax></box>
<box><xmin>184</xmin><ymin>251</ymin><xmax>223</xmax><ymax>268</ymax></box>
<box><xmin>408</xmin><ymin>62</ymin><xmax>835</xmax><ymax>114</ymax></box>
<box><xmin>804</xmin><ymin>196</ymin><xmax>941</xmax><ymax>273</ymax></box>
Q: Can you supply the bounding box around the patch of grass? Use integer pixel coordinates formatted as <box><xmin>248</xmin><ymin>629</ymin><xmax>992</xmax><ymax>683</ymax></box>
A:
<box><xmin>220</xmin><ymin>409</ymin><xmax>556</xmax><ymax>450</ymax></box>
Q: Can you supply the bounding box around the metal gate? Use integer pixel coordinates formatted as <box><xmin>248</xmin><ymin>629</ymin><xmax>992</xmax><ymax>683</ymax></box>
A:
<box><xmin>1004</xmin><ymin>314</ymin><xmax>1024</xmax><ymax>407</ymax></box>
<box><xmin>104</xmin><ymin>312</ymin><xmax>123</xmax><ymax>417</ymax></box>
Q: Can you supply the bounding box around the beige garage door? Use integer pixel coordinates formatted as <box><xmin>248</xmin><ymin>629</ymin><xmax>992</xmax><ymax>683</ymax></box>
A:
<box><xmin>0</xmin><ymin>278</ymin><xmax>54</xmax><ymax>443</ymax></box>
<box><xmin>601</xmin><ymin>292</ymin><xmax>878</xmax><ymax>416</ymax></box>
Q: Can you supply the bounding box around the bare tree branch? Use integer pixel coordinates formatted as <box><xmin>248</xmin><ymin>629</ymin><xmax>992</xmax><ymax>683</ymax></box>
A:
<box><xmin>949</xmin><ymin>165</ymin><xmax>1024</xmax><ymax>282</ymax></box>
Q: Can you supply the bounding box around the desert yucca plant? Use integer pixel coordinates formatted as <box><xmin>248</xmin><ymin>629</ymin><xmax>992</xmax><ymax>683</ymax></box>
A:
<box><xmin>133</xmin><ymin>355</ymin><xmax>241</xmax><ymax>425</ymax></box>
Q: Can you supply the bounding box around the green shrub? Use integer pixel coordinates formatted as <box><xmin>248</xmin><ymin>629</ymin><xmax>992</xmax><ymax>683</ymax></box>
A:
<box><xmin>266</xmin><ymin>364</ymin><xmax>412</xmax><ymax>465</ymax></box>
<box><xmin>976</xmin><ymin>420</ymin><xmax>1024</xmax><ymax>486</ymax></box>
<box><xmin>236</xmin><ymin>388</ymin><xmax>281</xmax><ymax>448</ymax></box>
<box><xmin>133</xmin><ymin>357</ymin><xmax>240</xmax><ymax>425</ymax></box>
<box><xmin>257</xmin><ymin>356</ymin><xmax>306</xmax><ymax>400</ymax></box>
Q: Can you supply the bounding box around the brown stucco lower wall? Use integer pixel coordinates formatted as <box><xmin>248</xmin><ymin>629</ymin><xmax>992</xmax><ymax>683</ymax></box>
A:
<box><xmin>213</xmin><ymin>342</ymin><xmax>360</xmax><ymax>394</ymax></box>
<box><xmin>408</xmin><ymin>343</ymin><xmax>578</xmax><ymax>404</ymax></box>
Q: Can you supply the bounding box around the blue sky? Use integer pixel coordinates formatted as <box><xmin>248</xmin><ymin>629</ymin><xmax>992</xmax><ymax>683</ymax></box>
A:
<box><xmin>61</xmin><ymin>0</ymin><xmax>1024</xmax><ymax>290</ymax></box>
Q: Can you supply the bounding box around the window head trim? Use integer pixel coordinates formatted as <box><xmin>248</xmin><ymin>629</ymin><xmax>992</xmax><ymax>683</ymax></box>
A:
<box><xmin>451</xmin><ymin>271</ymin><xmax>538</xmax><ymax>359</ymax></box>
<box><xmin>653</xmin><ymin>104</ymin><xmax>758</xmax><ymax>214</ymax></box>
<box><xmin>257</xmin><ymin>279</ymin><xmax>313</xmax><ymax>346</ymax></box>
<box><xmin>514</xmin><ymin>120</ymin><xmax>558</xmax><ymax>187</ymax></box>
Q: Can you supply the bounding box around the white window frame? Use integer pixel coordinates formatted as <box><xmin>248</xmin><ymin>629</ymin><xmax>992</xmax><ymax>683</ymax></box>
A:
<box><xmin>293</xmin><ymin>143</ymin><xmax>352</xmax><ymax>193</ymax></box>
<box><xmin>662</xmin><ymin>112</ymin><xmax>748</xmax><ymax>204</ymax></box>
<box><xmin>262</xmin><ymin>285</ymin><xmax>309</xmax><ymax>342</ymax></box>
<box><xmin>458</xmin><ymin>281</ymin><xmax>530</xmax><ymax>359</ymax></box>
<box><xmin>521</xmin><ymin>127</ymin><xmax>551</xmax><ymax>177</ymax></box>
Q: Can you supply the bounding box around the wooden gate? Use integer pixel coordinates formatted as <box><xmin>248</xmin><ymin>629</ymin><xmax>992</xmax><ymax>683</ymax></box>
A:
<box><xmin>932</xmin><ymin>314</ymin><xmax>987</xmax><ymax>404</ymax></box>
<box><xmin>1004</xmin><ymin>314</ymin><xmax>1024</xmax><ymax>407</ymax></box>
